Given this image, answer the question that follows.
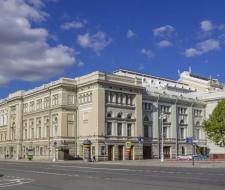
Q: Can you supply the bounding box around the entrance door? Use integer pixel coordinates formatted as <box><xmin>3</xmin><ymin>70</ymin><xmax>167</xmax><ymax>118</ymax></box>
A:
<box><xmin>143</xmin><ymin>146</ymin><xmax>152</xmax><ymax>159</ymax></box>
<box><xmin>164</xmin><ymin>146</ymin><xmax>170</xmax><ymax>159</ymax></box>
<box><xmin>118</xmin><ymin>145</ymin><xmax>123</xmax><ymax>160</ymax></box>
<box><xmin>10</xmin><ymin>147</ymin><xmax>14</xmax><ymax>159</ymax></box>
<box><xmin>128</xmin><ymin>146</ymin><xmax>134</xmax><ymax>160</ymax></box>
<box><xmin>108</xmin><ymin>145</ymin><xmax>113</xmax><ymax>161</ymax></box>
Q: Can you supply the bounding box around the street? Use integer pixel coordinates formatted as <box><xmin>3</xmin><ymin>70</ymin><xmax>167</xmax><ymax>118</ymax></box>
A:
<box><xmin>0</xmin><ymin>161</ymin><xmax>225</xmax><ymax>190</ymax></box>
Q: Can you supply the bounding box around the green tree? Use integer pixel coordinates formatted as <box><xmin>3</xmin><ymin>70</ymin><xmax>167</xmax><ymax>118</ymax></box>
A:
<box><xmin>203</xmin><ymin>99</ymin><xmax>225</xmax><ymax>147</ymax></box>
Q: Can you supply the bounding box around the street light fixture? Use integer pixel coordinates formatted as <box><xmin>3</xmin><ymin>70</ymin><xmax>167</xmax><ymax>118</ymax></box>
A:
<box><xmin>159</xmin><ymin>113</ymin><xmax>166</xmax><ymax>162</ymax></box>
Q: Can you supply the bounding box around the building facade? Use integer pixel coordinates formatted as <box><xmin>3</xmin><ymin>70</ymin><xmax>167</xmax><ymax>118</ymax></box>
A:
<box><xmin>0</xmin><ymin>69</ymin><xmax>223</xmax><ymax>161</ymax></box>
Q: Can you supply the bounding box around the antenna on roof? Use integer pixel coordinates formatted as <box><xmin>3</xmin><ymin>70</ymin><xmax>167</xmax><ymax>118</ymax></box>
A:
<box><xmin>188</xmin><ymin>66</ymin><xmax>192</xmax><ymax>73</ymax></box>
<box><xmin>178</xmin><ymin>69</ymin><xmax>180</xmax><ymax>76</ymax></box>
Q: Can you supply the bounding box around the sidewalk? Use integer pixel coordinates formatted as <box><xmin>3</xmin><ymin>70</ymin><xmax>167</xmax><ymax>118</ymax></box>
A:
<box><xmin>1</xmin><ymin>159</ymin><xmax>225</xmax><ymax>168</ymax></box>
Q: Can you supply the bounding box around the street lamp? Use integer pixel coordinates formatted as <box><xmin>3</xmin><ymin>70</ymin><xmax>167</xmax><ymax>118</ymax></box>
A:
<box><xmin>52</xmin><ymin>141</ymin><xmax>57</xmax><ymax>162</ymax></box>
<box><xmin>159</xmin><ymin>113</ymin><xmax>166</xmax><ymax>162</ymax></box>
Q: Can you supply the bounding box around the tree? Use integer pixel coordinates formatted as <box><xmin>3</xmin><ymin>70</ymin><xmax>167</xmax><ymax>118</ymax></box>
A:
<box><xmin>203</xmin><ymin>99</ymin><xmax>225</xmax><ymax>147</ymax></box>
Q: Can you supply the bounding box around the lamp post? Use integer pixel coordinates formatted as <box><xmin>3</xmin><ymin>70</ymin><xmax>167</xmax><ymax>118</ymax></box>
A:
<box><xmin>52</xmin><ymin>141</ymin><xmax>57</xmax><ymax>162</ymax></box>
<box><xmin>159</xmin><ymin>113</ymin><xmax>166</xmax><ymax>162</ymax></box>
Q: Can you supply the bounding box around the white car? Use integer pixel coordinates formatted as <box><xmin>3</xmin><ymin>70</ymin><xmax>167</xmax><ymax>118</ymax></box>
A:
<box><xmin>177</xmin><ymin>155</ymin><xmax>193</xmax><ymax>160</ymax></box>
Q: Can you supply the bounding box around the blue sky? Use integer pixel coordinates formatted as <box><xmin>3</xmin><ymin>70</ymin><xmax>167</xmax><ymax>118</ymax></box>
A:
<box><xmin>1</xmin><ymin>0</ymin><xmax>225</xmax><ymax>98</ymax></box>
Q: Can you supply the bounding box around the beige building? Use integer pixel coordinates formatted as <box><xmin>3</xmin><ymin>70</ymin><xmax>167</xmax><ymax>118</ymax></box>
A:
<box><xmin>0</xmin><ymin>69</ymin><xmax>223</xmax><ymax>161</ymax></box>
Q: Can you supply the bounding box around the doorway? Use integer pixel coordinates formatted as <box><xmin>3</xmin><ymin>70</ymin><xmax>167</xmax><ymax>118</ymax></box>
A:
<box><xmin>164</xmin><ymin>146</ymin><xmax>171</xmax><ymax>159</ymax></box>
<box><xmin>108</xmin><ymin>145</ymin><xmax>113</xmax><ymax>161</ymax></box>
<box><xmin>143</xmin><ymin>146</ymin><xmax>152</xmax><ymax>159</ymax></box>
<box><xmin>118</xmin><ymin>145</ymin><xmax>123</xmax><ymax>160</ymax></box>
<box><xmin>128</xmin><ymin>146</ymin><xmax>134</xmax><ymax>160</ymax></box>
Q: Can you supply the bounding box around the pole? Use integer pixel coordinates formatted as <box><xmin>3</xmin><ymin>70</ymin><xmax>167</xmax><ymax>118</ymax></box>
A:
<box><xmin>192</xmin><ymin>143</ymin><xmax>195</xmax><ymax>166</ymax></box>
<box><xmin>161</xmin><ymin>115</ymin><xmax>164</xmax><ymax>162</ymax></box>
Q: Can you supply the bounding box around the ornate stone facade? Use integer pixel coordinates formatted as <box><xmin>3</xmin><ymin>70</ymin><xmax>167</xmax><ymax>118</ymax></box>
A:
<box><xmin>0</xmin><ymin>69</ymin><xmax>222</xmax><ymax>161</ymax></box>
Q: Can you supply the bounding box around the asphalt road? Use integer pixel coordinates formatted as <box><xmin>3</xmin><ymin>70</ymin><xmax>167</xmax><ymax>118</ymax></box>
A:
<box><xmin>0</xmin><ymin>161</ymin><xmax>225</xmax><ymax>190</ymax></box>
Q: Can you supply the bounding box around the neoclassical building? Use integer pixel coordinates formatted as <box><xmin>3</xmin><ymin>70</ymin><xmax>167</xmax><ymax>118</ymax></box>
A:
<box><xmin>0</xmin><ymin>69</ymin><xmax>224</xmax><ymax>161</ymax></box>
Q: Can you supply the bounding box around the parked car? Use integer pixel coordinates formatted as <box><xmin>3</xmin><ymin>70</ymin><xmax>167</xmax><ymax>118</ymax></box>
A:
<box><xmin>177</xmin><ymin>154</ymin><xmax>193</xmax><ymax>160</ymax></box>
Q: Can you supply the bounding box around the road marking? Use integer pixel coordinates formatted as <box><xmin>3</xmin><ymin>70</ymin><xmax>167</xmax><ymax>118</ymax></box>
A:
<box><xmin>0</xmin><ymin>176</ymin><xmax>33</xmax><ymax>188</ymax></box>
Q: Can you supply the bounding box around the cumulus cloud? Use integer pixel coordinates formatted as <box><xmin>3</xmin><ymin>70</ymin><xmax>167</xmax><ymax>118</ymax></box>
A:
<box><xmin>61</xmin><ymin>19</ymin><xmax>87</xmax><ymax>30</ymax></box>
<box><xmin>0</xmin><ymin>0</ymin><xmax>75</xmax><ymax>86</ymax></box>
<box><xmin>157</xmin><ymin>40</ymin><xmax>173</xmax><ymax>48</ymax></box>
<box><xmin>127</xmin><ymin>29</ymin><xmax>136</xmax><ymax>38</ymax></box>
<box><xmin>200</xmin><ymin>20</ymin><xmax>214</xmax><ymax>32</ymax></box>
<box><xmin>153</xmin><ymin>25</ymin><xmax>175</xmax><ymax>37</ymax></box>
<box><xmin>77</xmin><ymin>31</ymin><xmax>112</xmax><ymax>55</ymax></box>
<box><xmin>185</xmin><ymin>39</ymin><xmax>220</xmax><ymax>57</ymax></box>
<box><xmin>140</xmin><ymin>48</ymin><xmax>155</xmax><ymax>58</ymax></box>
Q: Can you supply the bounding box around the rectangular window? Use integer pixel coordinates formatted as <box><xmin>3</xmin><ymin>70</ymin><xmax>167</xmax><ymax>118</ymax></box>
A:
<box><xmin>127</xmin><ymin>124</ymin><xmax>132</xmax><ymax>137</ymax></box>
<box><xmin>163</xmin><ymin>127</ymin><xmax>167</xmax><ymax>138</ymax></box>
<box><xmin>117</xmin><ymin>123</ymin><xmax>122</xmax><ymax>136</ymax></box>
<box><xmin>31</xmin><ymin>128</ymin><xmax>34</xmax><ymax>139</ymax></box>
<box><xmin>144</xmin><ymin>125</ymin><xmax>149</xmax><ymax>138</ymax></box>
<box><xmin>68</xmin><ymin>95</ymin><xmax>74</xmax><ymax>105</ymax></box>
<box><xmin>180</xmin><ymin>128</ymin><xmax>184</xmax><ymax>139</ymax></box>
<box><xmin>38</xmin><ymin>127</ymin><xmax>41</xmax><ymax>138</ymax></box>
<box><xmin>44</xmin><ymin>97</ymin><xmax>50</xmax><ymax>108</ymax></box>
<box><xmin>36</xmin><ymin>99</ymin><xmax>42</xmax><ymax>110</ymax></box>
<box><xmin>52</xmin><ymin>94</ymin><xmax>59</xmax><ymax>106</ymax></box>
<box><xmin>194</xmin><ymin>129</ymin><xmax>200</xmax><ymax>140</ymax></box>
<box><xmin>107</xmin><ymin>122</ymin><xmax>112</xmax><ymax>136</ymax></box>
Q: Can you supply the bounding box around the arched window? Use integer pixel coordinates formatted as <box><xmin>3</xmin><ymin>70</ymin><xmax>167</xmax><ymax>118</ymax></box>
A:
<box><xmin>127</xmin><ymin>113</ymin><xmax>132</xmax><ymax>119</ymax></box>
<box><xmin>107</xmin><ymin>112</ymin><xmax>112</xmax><ymax>118</ymax></box>
<box><xmin>143</xmin><ymin>116</ymin><xmax>149</xmax><ymax>122</ymax></box>
<box><xmin>180</xmin><ymin>119</ymin><xmax>184</xmax><ymax>125</ymax></box>
<box><xmin>117</xmin><ymin>112</ymin><xmax>122</xmax><ymax>118</ymax></box>
<box><xmin>196</xmin><ymin>121</ymin><xmax>200</xmax><ymax>126</ymax></box>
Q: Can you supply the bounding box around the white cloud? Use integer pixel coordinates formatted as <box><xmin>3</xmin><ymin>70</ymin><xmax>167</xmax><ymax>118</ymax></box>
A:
<box><xmin>197</xmin><ymin>39</ymin><xmax>220</xmax><ymax>52</ymax></box>
<box><xmin>185</xmin><ymin>48</ymin><xmax>201</xmax><ymax>57</ymax></box>
<box><xmin>127</xmin><ymin>29</ymin><xmax>136</xmax><ymax>38</ymax></box>
<box><xmin>200</xmin><ymin>20</ymin><xmax>214</xmax><ymax>32</ymax></box>
<box><xmin>61</xmin><ymin>19</ymin><xmax>87</xmax><ymax>30</ymax></box>
<box><xmin>0</xmin><ymin>0</ymin><xmax>75</xmax><ymax>86</ymax></box>
<box><xmin>77</xmin><ymin>31</ymin><xmax>112</xmax><ymax>55</ymax></box>
<box><xmin>140</xmin><ymin>48</ymin><xmax>155</xmax><ymax>58</ymax></box>
<box><xmin>157</xmin><ymin>40</ymin><xmax>173</xmax><ymax>48</ymax></box>
<box><xmin>185</xmin><ymin>39</ymin><xmax>220</xmax><ymax>57</ymax></box>
<box><xmin>153</xmin><ymin>25</ymin><xmax>175</xmax><ymax>37</ymax></box>
<box><xmin>77</xmin><ymin>61</ymin><xmax>84</xmax><ymax>67</ymax></box>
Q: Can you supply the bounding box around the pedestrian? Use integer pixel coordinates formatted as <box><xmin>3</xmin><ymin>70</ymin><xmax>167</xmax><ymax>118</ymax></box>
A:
<box><xmin>92</xmin><ymin>156</ymin><xmax>96</xmax><ymax>162</ymax></box>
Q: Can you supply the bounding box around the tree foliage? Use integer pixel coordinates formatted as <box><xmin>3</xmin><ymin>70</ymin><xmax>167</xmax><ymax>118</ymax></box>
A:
<box><xmin>203</xmin><ymin>99</ymin><xmax>225</xmax><ymax>147</ymax></box>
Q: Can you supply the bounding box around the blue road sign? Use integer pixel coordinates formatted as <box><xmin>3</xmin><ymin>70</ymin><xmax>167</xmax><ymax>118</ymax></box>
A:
<box><xmin>186</xmin><ymin>137</ymin><xmax>193</xmax><ymax>144</ymax></box>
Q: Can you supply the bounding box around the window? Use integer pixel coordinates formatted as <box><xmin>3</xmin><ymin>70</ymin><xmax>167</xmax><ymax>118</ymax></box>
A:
<box><xmin>194</xmin><ymin>129</ymin><xmax>200</xmax><ymax>140</ymax></box>
<box><xmin>127</xmin><ymin>113</ymin><xmax>132</xmax><ymax>119</ymax></box>
<box><xmin>180</xmin><ymin>128</ymin><xmax>184</xmax><ymax>139</ymax></box>
<box><xmin>117</xmin><ymin>112</ymin><xmax>122</xmax><ymax>118</ymax></box>
<box><xmin>144</xmin><ymin>125</ymin><xmax>149</xmax><ymax>138</ymax></box>
<box><xmin>24</xmin><ymin>103</ymin><xmax>28</xmax><ymax>113</ymax></box>
<box><xmin>52</xmin><ymin>94</ymin><xmax>59</xmax><ymax>106</ymax></box>
<box><xmin>107</xmin><ymin>122</ymin><xmax>112</xmax><ymax>136</ymax></box>
<box><xmin>36</xmin><ymin>99</ymin><xmax>42</xmax><ymax>110</ymax></box>
<box><xmin>117</xmin><ymin>123</ymin><xmax>122</xmax><ymax>136</ymax></box>
<box><xmin>127</xmin><ymin>124</ymin><xmax>132</xmax><ymax>137</ymax></box>
<box><xmin>163</xmin><ymin>127</ymin><xmax>167</xmax><ymax>138</ymax></box>
<box><xmin>46</xmin><ymin>126</ymin><xmax>50</xmax><ymax>138</ymax></box>
<box><xmin>24</xmin><ymin>129</ymin><xmax>27</xmax><ymax>139</ymax></box>
<box><xmin>31</xmin><ymin>128</ymin><xmax>34</xmax><ymax>139</ymax></box>
<box><xmin>30</xmin><ymin>101</ymin><xmax>35</xmax><ymax>112</ymax></box>
<box><xmin>161</xmin><ymin>105</ymin><xmax>170</xmax><ymax>113</ymax></box>
<box><xmin>38</xmin><ymin>127</ymin><xmax>41</xmax><ymax>138</ymax></box>
<box><xmin>68</xmin><ymin>95</ymin><xmax>74</xmax><ymax>105</ymax></box>
<box><xmin>44</xmin><ymin>97</ymin><xmax>50</xmax><ymax>108</ymax></box>
<box><xmin>107</xmin><ymin>112</ymin><xmax>112</xmax><ymax>118</ymax></box>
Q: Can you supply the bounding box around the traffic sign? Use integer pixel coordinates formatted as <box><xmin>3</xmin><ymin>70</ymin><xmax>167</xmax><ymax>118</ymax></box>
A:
<box><xmin>186</xmin><ymin>137</ymin><xmax>193</xmax><ymax>144</ymax></box>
